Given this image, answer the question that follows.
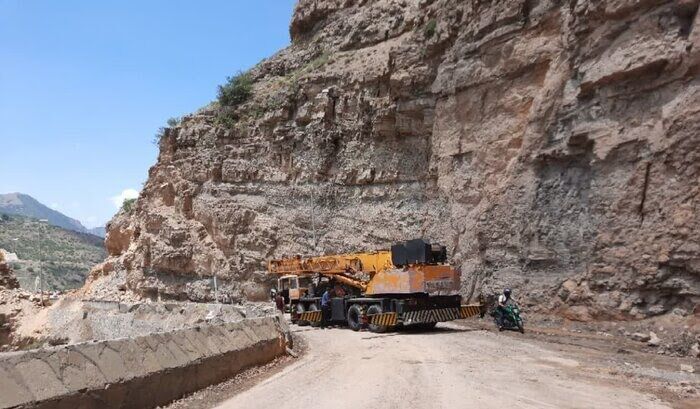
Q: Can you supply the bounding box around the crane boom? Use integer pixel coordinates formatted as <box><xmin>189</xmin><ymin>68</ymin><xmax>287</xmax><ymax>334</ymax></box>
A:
<box><xmin>268</xmin><ymin>250</ymin><xmax>393</xmax><ymax>276</ymax></box>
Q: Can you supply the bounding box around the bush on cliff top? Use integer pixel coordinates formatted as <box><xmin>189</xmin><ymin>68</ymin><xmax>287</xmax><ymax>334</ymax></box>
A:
<box><xmin>152</xmin><ymin>117</ymin><xmax>181</xmax><ymax>145</ymax></box>
<box><xmin>121</xmin><ymin>198</ymin><xmax>136</xmax><ymax>213</ymax></box>
<box><xmin>218</xmin><ymin>71</ymin><xmax>253</xmax><ymax>107</ymax></box>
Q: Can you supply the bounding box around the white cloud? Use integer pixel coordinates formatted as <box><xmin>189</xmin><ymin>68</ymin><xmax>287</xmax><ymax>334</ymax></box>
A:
<box><xmin>110</xmin><ymin>188</ymin><xmax>139</xmax><ymax>208</ymax></box>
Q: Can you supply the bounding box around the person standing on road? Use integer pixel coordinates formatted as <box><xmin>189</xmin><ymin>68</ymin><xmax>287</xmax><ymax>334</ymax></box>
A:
<box><xmin>321</xmin><ymin>288</ymin><xmax>333</xmax><ymax>328</ymax></box>
<box><xmin>274</xmin><ymin>291</ymin><xmax>285</xmax><ymax>313</ymax></box>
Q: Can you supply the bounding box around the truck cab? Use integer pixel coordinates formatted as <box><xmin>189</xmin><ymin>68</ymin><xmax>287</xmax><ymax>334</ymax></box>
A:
<box><xmin>276</xmin><ymin>274</ymin><xmax>316</xmax><ymax>307</ymax></box>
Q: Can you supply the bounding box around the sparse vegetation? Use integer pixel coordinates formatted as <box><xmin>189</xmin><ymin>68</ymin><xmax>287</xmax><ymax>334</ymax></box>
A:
<box><xmin>217</xmin><ymin>71</ymin><xmax>253</xmax><ymax>107</ymax></box>
<box><xmin>424</xmin><ymin>19</ymin><xmax>437</xmax><ymax>38</ymax></box>
<box><xmin>285</xmin><ymin>52</ymin><xmax>331</xmax><ymax>90</ymax></box>
<box><xmin>121</xmin><ymin>198</ymin><xmax>137</xmax><ymax>213</ymax></box>
<box><xmin>215</xmin><ymin>108</ymin><xmax>238</xmax><ymax>127</ymax></box>
<box><xmin>0</xmin><ymin>214</ymin><xmax>106</xmax><ymax>291</ymax></box>
<box><xmin>153</xmin><ymin>116</ymin><xmax>181</xmax><ymax>145</ymax></box>
<box><xmin>214</xmin><ymin>71</ymin><xmax>254</xmax><ymax>128</ymax></box>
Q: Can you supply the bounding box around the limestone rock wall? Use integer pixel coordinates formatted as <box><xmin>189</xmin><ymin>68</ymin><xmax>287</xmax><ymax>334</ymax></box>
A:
<box><xmin>88</xmin><ymin>0</ymin><xmax>700</xmax><ymax>320</ymax></box>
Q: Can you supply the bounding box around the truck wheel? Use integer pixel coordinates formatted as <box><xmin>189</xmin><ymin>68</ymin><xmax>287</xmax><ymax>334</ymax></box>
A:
<box><xmin>308</xmin><ymin>304</ymin><xmax>322</xmax><ymax>328</ymax></box>
<box><xmin>347</xmin><ymin>304</ymin><xmax>363</xmax><ymax>331</ymax></box>
<box><xmin>296</xmin><ymin>303</ymin><xmax>308</xmax><ymax>326</ymax></box>
<box><xmin>367</xmin><ymin>304</ymin><xmax>389</xmax><ymax>333</ymax></box>
<box><xmin>418</xmin><ymin>322</ymin><xmax>437</xmax><ymax>331</ymax></box>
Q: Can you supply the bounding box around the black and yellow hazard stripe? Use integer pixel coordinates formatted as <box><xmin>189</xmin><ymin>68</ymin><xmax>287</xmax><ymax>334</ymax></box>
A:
<box><xmin>299</xmin><ymin>310</ymin><xmax>322</xmax><ymax>322</ymax></box>
<box><xmin>459</xmin><ymin>304</ymin><xmax>482</xmax><ymax>319</ymax></box>
<box><xmin>402</xmin><ymin>307</ymin><xmax>460</xmax><ymax>324</ymax></box>
<box><xmin>436</xmin><ymin>308</ymin><xmax>460</xmax><ymax>321</ymax></box>
<box><xmin>368</xmin><ymin>312</ymin><xmax>397</xmax><ymax>326</ymax></box>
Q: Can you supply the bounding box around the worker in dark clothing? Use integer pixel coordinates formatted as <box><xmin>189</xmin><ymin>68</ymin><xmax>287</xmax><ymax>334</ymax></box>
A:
<box><xmin>274</xmin><ymin>292</ymin><xmax>285</xmax><ymax>313</ymax></box>
<box><xmin>333</xmin><ymin>284</ymin><xmax>346</xmax><ymax>298</ymax></box>
<box><xmin>321</xmin><ymin>288</ymin><xmax>333</xmax><ymax>328</ymax></box>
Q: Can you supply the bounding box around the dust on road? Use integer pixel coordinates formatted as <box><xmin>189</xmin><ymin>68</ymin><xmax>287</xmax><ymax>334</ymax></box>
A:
<box><xmin>215</xmin><ymin>323</ymin><xmax>678</xmax><ymax>409</ymax></box>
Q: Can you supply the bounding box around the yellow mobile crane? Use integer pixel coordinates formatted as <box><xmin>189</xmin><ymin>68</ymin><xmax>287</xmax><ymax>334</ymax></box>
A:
<box><xmin>268</xmin><ymin>239</ymin><xmax>483</xmax><ymax>332</ymax></box>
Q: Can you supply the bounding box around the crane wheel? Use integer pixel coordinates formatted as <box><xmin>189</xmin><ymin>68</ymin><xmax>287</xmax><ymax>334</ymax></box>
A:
<box><xmin>308</xmin><ymin>304</ymin><xmax>322</xmax><ymax>327</ymax></box>
<box><xmin>417</xmin><ymin>322</ymin><xmax>437</xmax><ymax>331</ymax></box>
<box><xmin>367</xmin><ymin>304</ymin><xmax>389</xmax><ymax>333</ymax></box>
<box><xmin>296</xmin><ymin>304</ymin><xmax>309</xmax><ymax>326</ymax></box>
<box><xmin>347</xmin><ymin>304</ymin><xmax>363</xmax><ymax>331</ymax></box>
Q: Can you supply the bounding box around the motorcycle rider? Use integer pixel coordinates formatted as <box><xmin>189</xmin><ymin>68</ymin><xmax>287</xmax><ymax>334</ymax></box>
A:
<box><xmin>495</xmin><ymin>288</ymin><xmax>514</xmax><ymax>329</ymax></box>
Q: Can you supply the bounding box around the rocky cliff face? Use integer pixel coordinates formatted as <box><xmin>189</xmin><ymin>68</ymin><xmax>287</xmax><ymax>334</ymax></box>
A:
<box><xmin>88</xmin><ymin>0</ymin><xmax>699</xmax><ymax>320</ymax></box>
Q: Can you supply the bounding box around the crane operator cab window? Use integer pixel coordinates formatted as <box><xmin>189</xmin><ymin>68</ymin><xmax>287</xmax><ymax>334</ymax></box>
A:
<box><xmin>277</xmin><ymin>276</ymin><xmax>301</xmax><ymax>304</ymax></box>
<box><xmin>278</xmin><ymin>277</ymin><xmax>290</xmax><ymax>304</ymax></box>
<box><xmin>299</xmin><ymin>276</ymin><xmax>315</xmax><ymax>297</ymax></box>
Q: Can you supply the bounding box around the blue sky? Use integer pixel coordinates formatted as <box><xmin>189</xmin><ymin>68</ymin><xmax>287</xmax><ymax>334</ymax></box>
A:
<box><xmin>0</xmin><ymin>0</ymin><xmax>296</xmax><ymax>228</ymax></box>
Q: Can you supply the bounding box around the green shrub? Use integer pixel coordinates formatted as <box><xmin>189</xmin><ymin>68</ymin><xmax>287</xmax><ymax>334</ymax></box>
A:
<box><xmin>217</xmin><ymin>71</ymin><xmax>253</xmax><ymax>107</ymax></box>
<box><xmin>424</xmin><ymin>19</ymin><xmax>437</xmax><ymax>38</ymax></box>
<box><xmin>153</xmin><ymin>117</ymin><xmax>180</xmax><ymax>145</ymax></box>
<box><xmin>153</xmin><ymin>127</ymin><xmax>166</xmax><ymax>145</ymax></box>
<box><xmin>122</xmin><ymin>198</ymin><xmax>137</xmax><ymax>213</ymax></box>
<box><xmin>216</xmin><ymin>111</ymin><xmax>239</xmax><ymax>128</ymax></box>
<box><xmin>285</xmin><ymin>52</ymin><xmax>330</xmax><ymax>90</ymax></box>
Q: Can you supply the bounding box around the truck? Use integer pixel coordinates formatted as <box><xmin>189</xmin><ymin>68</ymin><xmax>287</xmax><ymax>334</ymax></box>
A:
<box><xmin>268</xmin><ymin>239</ymin><xmax>483</xmax><ymax>333</ymax></box>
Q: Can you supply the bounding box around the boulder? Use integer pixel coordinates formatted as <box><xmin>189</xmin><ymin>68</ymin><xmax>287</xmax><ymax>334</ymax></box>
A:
<box><xmin>647</xmin><ymin>332</ymin><xmax>661</xmax><ymax>347</ymax></box>
<box><xmin>630</xmin><ymin>332</ymin><xmax>651</xmax><ymax>342</ymax></box>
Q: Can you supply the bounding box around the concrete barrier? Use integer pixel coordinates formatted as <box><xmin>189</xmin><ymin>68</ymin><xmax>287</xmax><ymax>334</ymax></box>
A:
<box><xmin>0</xmin><ymin>316</ymin><xmax>287</xmax><ymax>409</ymax></box>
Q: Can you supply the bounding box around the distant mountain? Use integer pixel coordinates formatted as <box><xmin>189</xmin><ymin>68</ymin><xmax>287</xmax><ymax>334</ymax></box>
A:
<box><xmin>0</xmin><ymin>193</ymin><xmax>88</xmax><ymax>234</ymax></box>
<box><xmin>88</xmin><ymin>226</ymin><xmax>106</xmax><ymax>238</ymax></box>
<box><xmin>0</xmin><ymin>213</ymin><xmax>106</xmax><ymax>291</ymax></box>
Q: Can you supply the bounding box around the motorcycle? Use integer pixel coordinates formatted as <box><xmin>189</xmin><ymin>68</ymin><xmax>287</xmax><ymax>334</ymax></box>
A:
<box><xmin>492</xmin><ymin>303</ymin><xmax>524</xmax><ymax>333</ymax></box>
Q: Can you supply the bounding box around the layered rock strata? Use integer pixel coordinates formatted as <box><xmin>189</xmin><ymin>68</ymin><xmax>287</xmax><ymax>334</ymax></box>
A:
<box><xmin>89</xmin><ymin>0</ymin><xmax>700</xmax><ymax>320</ymax></box>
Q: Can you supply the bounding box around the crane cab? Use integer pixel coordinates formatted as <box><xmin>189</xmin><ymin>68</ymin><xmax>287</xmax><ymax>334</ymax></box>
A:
<box><xmin>275</xmin><ymin>274</ymin><xmax>316</xmax><ymax>306</ymax></box>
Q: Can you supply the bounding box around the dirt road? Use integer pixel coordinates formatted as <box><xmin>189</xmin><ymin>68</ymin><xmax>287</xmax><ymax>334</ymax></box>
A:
<box><xmin>215</xmin><ymin>323</ymin><xmax>679</xmax><ymax>409</ymax></box>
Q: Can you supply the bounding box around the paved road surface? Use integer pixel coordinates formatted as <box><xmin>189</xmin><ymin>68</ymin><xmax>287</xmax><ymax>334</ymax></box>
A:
<box><xmin>216</xmin><ymin>323</ymin><xmax>670</xmax><ymax>409</ymax></box>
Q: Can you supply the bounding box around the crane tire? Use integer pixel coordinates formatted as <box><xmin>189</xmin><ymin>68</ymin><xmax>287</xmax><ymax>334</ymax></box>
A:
<box><xmin>367</xmin><ymin>304</ymin><xmax>389</xmax><ymax>333</ymax></box>
<box><xmin>347</xmin><ymin>304</ymin><xmax>363</xmax><ymax>331</ymax></box>
<box><xmin>417</xmin><ymin>322</ymin><xmax>437</xmax><ymax>331</ymax></box>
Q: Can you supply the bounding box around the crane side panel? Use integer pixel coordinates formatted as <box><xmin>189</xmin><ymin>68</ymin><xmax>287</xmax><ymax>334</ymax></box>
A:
<box><xmin>417</xmin><ymin>265</ymin><xmax>461</xmax><ymax>294</ymax></box>
<box><xmin>365</xmin><ymin>269</ymin><xmax>418</xmax><ymax>295</ymax></box>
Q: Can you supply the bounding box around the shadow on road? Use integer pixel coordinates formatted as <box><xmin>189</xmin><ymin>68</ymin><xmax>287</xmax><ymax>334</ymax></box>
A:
<box><xmin>290</xmin><ymin>323</ymin><xmax>487</xmax><ymax>338</ymax></box>
<box><xmin>361</xmin><ymin>326</ymin><xmax>483</xmax><ymax>339</ymax></box>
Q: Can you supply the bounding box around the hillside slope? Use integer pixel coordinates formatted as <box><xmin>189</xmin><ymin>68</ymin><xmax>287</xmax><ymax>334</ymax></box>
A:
<box><xmin>88</xmin><ymin>226</ymin><xmax>106</xmax><ymax>238</ymax></box>
<box><xmin>0</xmin><ymin>193</ymin><xmax>88</xmax><ymax>234</ymax></box>
<box><xmin>0</xmin><ymin>214</ymin><xmax>106</xmax><ymax>291</ymax></box>
<box><xmin>89</xmin><ymin>0</ymin><xmax>699</xmax><ymax>320</ymax></box>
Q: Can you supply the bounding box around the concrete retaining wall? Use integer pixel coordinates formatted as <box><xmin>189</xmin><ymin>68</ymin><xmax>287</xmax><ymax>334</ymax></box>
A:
<box><xmin>0</xmin><ymin>316</ymin><xmax>287</xmax><ymax>409</ymax></box>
